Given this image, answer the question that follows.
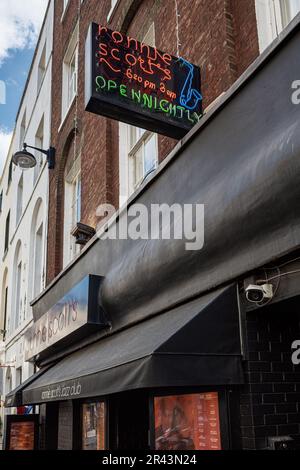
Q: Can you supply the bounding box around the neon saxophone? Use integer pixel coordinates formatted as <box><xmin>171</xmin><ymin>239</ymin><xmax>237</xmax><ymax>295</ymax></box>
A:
<box><xmin>179</xmin><ymin>58</ymin><xmax>202</xmax><ymax>111</ymax></box>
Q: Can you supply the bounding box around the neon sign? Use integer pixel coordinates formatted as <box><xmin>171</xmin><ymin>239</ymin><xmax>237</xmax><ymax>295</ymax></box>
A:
<box><xmin>85</xmin><ymin>23</ymin><xmax>202</xmax><ymax>139</ymax></box>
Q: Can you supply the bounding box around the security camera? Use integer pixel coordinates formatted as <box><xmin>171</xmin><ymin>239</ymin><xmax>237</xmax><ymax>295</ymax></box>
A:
<box><xmin>245</xmin><ymin>284</ymin><xmax>274</xmax><ymax>303</ymax></box>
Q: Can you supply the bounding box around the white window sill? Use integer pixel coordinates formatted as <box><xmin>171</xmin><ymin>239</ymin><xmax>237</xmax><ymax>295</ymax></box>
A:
<box><xmin>61</xmin><ymin>0</ymin><xmax>71</xmax><ymax>23</ymax></box>
<box><xmin>107</xmin><ymin>1</ymin><xmax>120</xmax><ymax>23</ymax></box>
<box><xmin>59</xmin><ymin>94</ymin><xmax>77</xmax><ymax>133</ymax></box>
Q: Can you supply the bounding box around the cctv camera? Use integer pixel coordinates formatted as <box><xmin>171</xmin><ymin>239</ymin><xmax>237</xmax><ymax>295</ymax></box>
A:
<box><xmin>245</xmin><ymin>284</ymin><xmax>274</xmax><ymax>303</ymax></box>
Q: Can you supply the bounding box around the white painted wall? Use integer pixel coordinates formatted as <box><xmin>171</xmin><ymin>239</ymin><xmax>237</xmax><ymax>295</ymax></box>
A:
<box><xmin>0</xmin><ymin>1</ymin><xmax>54</xmax><ymax>425</ymax></box>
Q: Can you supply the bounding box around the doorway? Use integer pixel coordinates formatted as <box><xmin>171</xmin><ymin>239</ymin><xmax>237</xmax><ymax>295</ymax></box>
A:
<box><xmin>109</xmin><ymin>391</ymin><xmax>150</xmax><ymax>450</ymax></box>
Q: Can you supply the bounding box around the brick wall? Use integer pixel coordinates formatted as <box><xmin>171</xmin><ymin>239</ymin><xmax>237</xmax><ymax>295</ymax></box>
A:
<box><xmin>47</xmin><ymin>0</ymin><xmax>259</xmax><ymax>282</ymax></box>
<box><xmin>240</xmin><ymin>296</ymin><xmax>300</xmax><ymax>450</ymax></box>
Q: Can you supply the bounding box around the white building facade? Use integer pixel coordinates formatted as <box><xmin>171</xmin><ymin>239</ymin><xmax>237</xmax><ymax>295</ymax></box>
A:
<box><xmin>0</xmin><ymin>1</ymin><xmax>53</xmax><ymax>430</ymax></box>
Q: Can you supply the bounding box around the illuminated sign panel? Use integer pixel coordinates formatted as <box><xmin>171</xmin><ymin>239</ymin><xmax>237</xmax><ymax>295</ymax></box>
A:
<box><xmin>25</xmin><ymin>275</ymin><xmax>106</xmax><ymax>361</ymax></box>
<box><xmin>85</xmin><ymin>23</ymin><xmax>202</xmax><ymax>138</ymax></box>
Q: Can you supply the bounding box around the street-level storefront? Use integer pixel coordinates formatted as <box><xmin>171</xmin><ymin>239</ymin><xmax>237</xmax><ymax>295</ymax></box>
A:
<box><xmin>4</xmin><ymin>14</ymin><xmax>300</xmax><ymax>450</ymax></box>
<box><xmin>5</xmin><ymin>284</ymin><xmax>243</xmax><ymax>450</ymax></box>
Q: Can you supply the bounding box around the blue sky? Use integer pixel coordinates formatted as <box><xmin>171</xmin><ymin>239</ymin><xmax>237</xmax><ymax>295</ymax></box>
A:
<box><xmin>0</xmin><ymin>49</ymin><xmax>34</xmax><ymax>130</ymax></box>
<box><xmin>0</xmin><ymin>0</ymin><xmax>48</xmax><ymax>175</ymax></box>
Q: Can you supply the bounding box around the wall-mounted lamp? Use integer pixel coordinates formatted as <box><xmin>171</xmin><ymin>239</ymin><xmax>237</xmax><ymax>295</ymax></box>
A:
<box><xmin>12</xmin><ymin>143</ymin><xmax>56</xmax><ymax>170</ymax></box>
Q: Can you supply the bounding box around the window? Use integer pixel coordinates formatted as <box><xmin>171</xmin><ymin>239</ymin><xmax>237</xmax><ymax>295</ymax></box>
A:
<box><xmin>29</xmin><ymin>199</ymin><xmax>44</xmax><ymax>304</ymax></box>
<box><xmin>82</xmin><ymin>402</ymin><xmax>106</xmax><ymax>450</ymax></box>
<box><xmin>37</xmin><ymin>43</ymin><xmax>46</xmax><ymax>92</ymax></box>
<box><xmin>63</xmin><ymin>161</ymin><xmax>81</xmax><ymax>267</ymax></box>
<box><xmin>63</xmin><ymin>0</ymin><xmax>69</xmax><ymax>12</ymax></box>
<box><xmin>107</xmin><ymin>0</ymin><xmax>118</xmax><ymax>20</ymax></box>
<box><xmin>16</xmin><ymin>367</ymin><xmax>22</xmax><ymax>387</ymax></box>
<box><xmin>13</xmin><ymin>242</ymin><xmax>23</xmax><ymax>329</ymax></box>
<box><xmin>1</xmin><ymin>269</ymin><xmax>8</xmax><ymax>341</ymax></box>
<box><xmin>19</xmin><ymin>110</ymin><xmax>26</xmax><ymax>149</ymax></box>
<box><xmin>119</xmin><ymin>23</ymin><xmax>158</xmax><ymax>204</ymax></box>
<box><xmin>34</xmin><ymin>116</ymin><xmax>44</xmax><ymax>184</ymax></box>
<box><xmin>68</xmin><ymin>50</ymin><xmax>78</xmax><ymax>106</ymax></box>
<box><xmin>154</xmin><ymin>392</ymin><xmax>221</xmax><ymax>451</ymax></box>
<box><xmin>61</xmin><ymin>24</ymin><xmax>78</xmax><ymax>120</ymax></box>
<box><xmin>7</xmin><ymin>161</ymin><xmax>13</xmax><ymax>188</ymax></box>
<box><xmin>4</xmin><ymin>211</ymin><xmax>10</xmax><ymax>253</ymax></box>
<box><xmin>129</xmin><ymin>129</ymin><xmax>157</xmax><ymax>191</ymax></box>
<box><xmin>281</xmin><ymin>0</ymin><xmax>300</xmax><ymax>25</ymax></box>
<box><xmin>256</xmin><ymin>0</ymin><xmax>300</xmax><ymax>51</ymax></box>
<box><xmin>5</xmin><ymin>367</ymin><xmax>12</xmax><ymax>395</ymax></box>
<box><xmin>16</xmin><ymin>174</ymin><xmax>23</xmax><ymax>225</ymax></box>
<box><xmin>15</xmin><ymin>261</ymin><xmax>22</xmax><ymax>327</ymax></box>
<box><xmin>15</xmin><ymin>261</ymin><xmax>22</xmax><ymax>328</ymax></box>
<box><xmin>3</xmin><ymin>286</ymin><xmax>8</xmax><ymax>340</ymax></box>
<box><xmin>33</xmin><ymin>223</ymin><xmax>43</xmax><ymax>298</ymax></box>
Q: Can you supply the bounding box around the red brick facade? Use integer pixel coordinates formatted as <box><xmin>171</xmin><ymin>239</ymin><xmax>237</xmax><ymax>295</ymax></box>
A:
<box><xmin>47</xmin><ymin>0</ymin><xmax>259</xmax><ymax>283</ymax></box>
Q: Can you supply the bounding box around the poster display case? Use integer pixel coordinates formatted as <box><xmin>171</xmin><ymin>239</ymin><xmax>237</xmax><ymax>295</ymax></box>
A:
<box><xmin>82</xmin><ymin>402</ymin><xmax>106</xmax><ymax>450</ymax></box>
<box><xmin>4</xmin><ymin>415</ymin><xmax>39</xmax><ymax>450</ymax></box>
<box><xmin>154</xmin><ymin>392</ymin><xmax>222</xmax><ymax>450</ymax></box>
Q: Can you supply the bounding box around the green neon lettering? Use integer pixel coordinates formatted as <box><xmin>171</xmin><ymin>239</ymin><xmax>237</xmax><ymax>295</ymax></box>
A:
<box><xmin>159</xmin><ymin>100</ymin><xmax>169</xmax><ymax>113</ymax></box>
<box><xmin>108</xmin><ymin>80</ymin><xmax>117</xmax><ymax>91</ymax></box>
<box><xmin>176</xmin><ymin>106</ymin><xmax>185</xmax><ymax>118</ymax></box>
<box><xmin>143</xmin><ymin>94</ymin><xmax>153</xmax><ymax>109</ymax></box>
<box><xmin>186</xmin><ymin>111</ymin><xmax>193</xmax><ymax>123</ymax></box>
<box><xmin>95</xmin><ymin>75</ymin><xmax>106</xmax><ymax>92</ymax></box>
<box><xmin>120</xmin><ymin>84</ymin><xmax>128</xmax><ymax>97</ymax></box>
<box><xmin>193</xmin><ymin>112</ymin><xmax>203</xmax><ymax>122</ymax></box>
<box><xmin>168</xmin><ymin>104</ymin><xmax>177</xmax><ymax>117</ymax></box>
<box><xmin>132</xmin><ymin>89</ymin><xmax>141</xmax><ymax>103</ymax></box>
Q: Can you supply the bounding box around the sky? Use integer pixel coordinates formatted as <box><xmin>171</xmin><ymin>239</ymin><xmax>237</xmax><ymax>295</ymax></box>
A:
<box><xmin>0</xmin><ymin>0</ymin><xmax>48</xmax><ymax>175</ymax></box>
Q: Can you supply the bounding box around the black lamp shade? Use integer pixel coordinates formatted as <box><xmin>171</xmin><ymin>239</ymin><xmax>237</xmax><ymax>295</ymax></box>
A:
<box><xmin>12</xmin><ymin>150</ymin><xmax>37</xmax><ymax>169</ymax></box>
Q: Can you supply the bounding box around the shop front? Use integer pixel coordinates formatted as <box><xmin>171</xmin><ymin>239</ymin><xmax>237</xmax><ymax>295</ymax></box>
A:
<box><xmin>4</xmin><ymin>15</ymin><xmax>300</xmax><ymax>451</ymax></box>
<box><xmin>5</xmin><ymin>284</ymin><xmax>243</xmax><ymax>450</ymax></box>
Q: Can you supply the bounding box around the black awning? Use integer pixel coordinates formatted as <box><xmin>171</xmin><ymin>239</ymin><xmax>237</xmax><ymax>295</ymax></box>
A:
<box><xmin>4</xmin><ymin>366</ymin><xmax>52</xmax><ymax>407</ymax></box>
<box><xmin>22</xmin><ymin>284</ymin><xmax>244</xmax><ymax>404</ymax></box>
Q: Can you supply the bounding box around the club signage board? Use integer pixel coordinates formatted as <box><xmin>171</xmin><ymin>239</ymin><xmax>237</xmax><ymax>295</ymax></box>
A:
<box><xmin>85</xmin><ymin>23</ymin><xmax>202</xmax><ymax>139</ymax></box>
<box><xmin>25</xmin><ymin>275</ymin><xmax>106</xmax><ymax>362</ymax></box>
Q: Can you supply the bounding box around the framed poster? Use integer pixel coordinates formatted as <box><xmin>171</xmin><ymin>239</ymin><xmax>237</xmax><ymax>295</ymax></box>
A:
<box><xmin>4</xmin><ymin>415</ymin><xmax>39</xmax><ymax>450</ymax></box>
<box><xmin>82</xmin><ymin>402</ymin><xmax>106</xmax><ymax>450</ymax></box>
<box><xmin>153</xmin><ymin>392</ymin><xmax>221</xmax><ymax>450</ymax></box>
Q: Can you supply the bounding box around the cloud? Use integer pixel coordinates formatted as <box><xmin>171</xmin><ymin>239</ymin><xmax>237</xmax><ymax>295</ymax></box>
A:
<box><xmin>0</xmin><ymin>128</ymin><xmax>13</xmax><ymax>175</ymax></box>
<box><xmin>0</xmin><ymin>0</ymin><xmax>48</xmax><ymax>66</ymax></box>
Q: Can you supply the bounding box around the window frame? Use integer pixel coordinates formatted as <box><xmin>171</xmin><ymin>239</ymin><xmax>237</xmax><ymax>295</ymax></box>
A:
<box><xmin>32</xmin><ymin>221</ymin><xmax>44</xmax><ymax>299</ymax></box>
<box><xmin>34</xmin><ymin>116</ymin><xmax>45</xmax><ymax>184</ymax></box>
<box><xmin>61</xmin><ymin>0</ymin><xmax>71</xmax><ymax>22</ymax></box>
<box><xmin>15</xmin><ymin>259</ymin><xmax>22</xmax><ymax>328</ymax></box>
<box><xmin>128</xmin><ymin>129</ymin><xmax>158</xmax><ymax>192</ymax></box>
<box><xmin>255</xmin><ymin>0</ymin><xmax>300</xmax><ymax>52</ymax></box>
<box><xmin>7</xmin><ymin>161</ymin><xmax>13</xmax><ymax>190</ymax></box>
<box><xmin>37</xmin><ymin>42</ymin><xmax>47</xmax><ymax>93</ymax></box>
<box><xmin>68</xmin><ymin>49</ymin><xmax>78</xmax><ymax>109</ymax></box>
<box><xmin>63</xmin><ymin>164</ymin><xmax>81</xmax><ymax>268</ymax></box>
<box><xmin>16</xmin><ymin>174</ymin><xmax>24</xmax><ymax>226</ymax></box>
<box><xmin>4</xmin><ymin>211</ymin><xmax>10</xmax><ymax>254</ymax></box>
<box><xmin>107</xmin><ymin>0</ymin><xmax>119</xmax><ymax>22</ymax></box>
<box><xmin>61</xmin><ymin>24</ymin><xmax>79</xmax><ymax>124</ymax></box>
